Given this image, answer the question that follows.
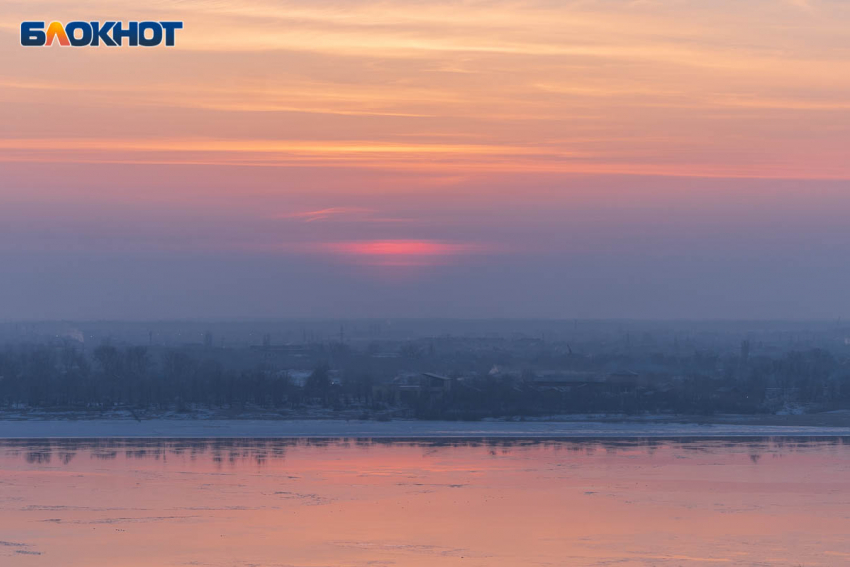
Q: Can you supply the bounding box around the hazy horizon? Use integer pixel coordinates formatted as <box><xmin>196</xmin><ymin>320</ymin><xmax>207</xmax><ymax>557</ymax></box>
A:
<box><xmin>2</xmin><ymin>316</ymin><xmax>848</xmax><ymax>323</ymax></box>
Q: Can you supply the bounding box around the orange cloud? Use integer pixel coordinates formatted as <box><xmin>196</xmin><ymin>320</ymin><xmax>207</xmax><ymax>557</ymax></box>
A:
<box><xmin>3</xmin><ymin>0</ymin><xmax>850</xmax><ymax>188</ymax></box>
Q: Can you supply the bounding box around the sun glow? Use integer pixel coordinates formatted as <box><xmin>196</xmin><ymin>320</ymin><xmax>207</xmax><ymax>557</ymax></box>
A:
<box><xmin>318</xmin><ymin>240</ymin><xmax>482</xmax><ymax>265</ymax></box>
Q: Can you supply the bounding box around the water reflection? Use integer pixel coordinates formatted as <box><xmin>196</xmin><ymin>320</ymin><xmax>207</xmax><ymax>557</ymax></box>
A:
<box><xmin>2</xmin><ymin>437</ymin><xmax>850</xmax><ymax>566</ymax></box>
<box><xmin>3</xmin><ymin>436</ymin><xmax>849</xmax><ymax>468</ymax></box>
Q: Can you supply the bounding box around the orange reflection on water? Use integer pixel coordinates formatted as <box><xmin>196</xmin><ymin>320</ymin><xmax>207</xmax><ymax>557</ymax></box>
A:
<box><xmin>1</xmin><ymin>438</ymin><xmax>850</xmax><ymax>566</ymax></box>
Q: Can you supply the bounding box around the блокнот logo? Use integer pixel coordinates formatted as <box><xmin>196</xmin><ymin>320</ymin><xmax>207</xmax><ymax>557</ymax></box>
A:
<box><xmin>21</xmin><ymin>21</ymin><xmax>183</xmax><ymax>47</ymax></box>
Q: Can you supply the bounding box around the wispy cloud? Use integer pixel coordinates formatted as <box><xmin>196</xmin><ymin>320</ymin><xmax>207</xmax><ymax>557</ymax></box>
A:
<box><xmin>784</xmin><ymin>0</ymin><xmax>814</xmax><ymax>10</ymax></box>
<box><xmin>2</xmin><ymin>0</ymin><xmax>849</xmax><ymax>182</ymax></box>
<box><xmin>278</xmin><ymin>207</ymin><xmax>414</xmax><ymax>224</ymax></box>
<box><xmin>280</xmin><ymin>207</ymin><xmax>374</xmax><ymax>222</ymax></box>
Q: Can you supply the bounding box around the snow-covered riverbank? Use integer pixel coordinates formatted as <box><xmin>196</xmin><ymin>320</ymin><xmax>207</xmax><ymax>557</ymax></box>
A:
<box><xmin>2</xmin><ymin>419</ymin><xmax>850</xmax><ymax>438</ymax></box>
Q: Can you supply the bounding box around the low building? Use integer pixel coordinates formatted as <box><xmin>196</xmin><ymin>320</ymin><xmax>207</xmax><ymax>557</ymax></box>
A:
<box><xmin>373</xmin><ymin>372</ymin><xmax>454</xmax><ymax>405</ymax></box>
<box><xmin>527</xmin><ymin>371</ymin><xmax>640</xmax><ymax>393</ymax></box>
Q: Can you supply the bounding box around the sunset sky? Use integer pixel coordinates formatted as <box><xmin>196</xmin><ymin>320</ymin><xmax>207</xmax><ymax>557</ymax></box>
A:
<box><xmin>2</xmin><ymin>0</ymin><xmax>849</xmax><ymax>319</ymax></box>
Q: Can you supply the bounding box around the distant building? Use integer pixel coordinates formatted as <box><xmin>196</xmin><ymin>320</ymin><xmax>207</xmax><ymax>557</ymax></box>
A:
<box><xmin>248</xmin><ymin>343</ymin><xmax>312</xmax><ymax>356</ymax></box>
<box><xmin>421</xmin><ymin>372</ymin><xmax>454</xmax><ymax>392</ymax></box>
<box><xmin>373</xmin><ymin>372</ymin><xmax>454</xmax><ymax>405</ymax></box>
<box><xmin>528</xmin><ymin>371</ymin><xmax>640</xmax><ymax>393</ymax></box>
<box><xmin>764</xmin><ymin>387</ymin><xmax>800</xmax><ymax>411</ymax></box>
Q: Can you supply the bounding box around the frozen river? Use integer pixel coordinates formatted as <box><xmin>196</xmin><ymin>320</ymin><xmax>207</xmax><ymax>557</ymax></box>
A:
<box><xmin>2</xmin><ymin>436</ymin><xmax>850</xmax><ymax>566</ymax></box>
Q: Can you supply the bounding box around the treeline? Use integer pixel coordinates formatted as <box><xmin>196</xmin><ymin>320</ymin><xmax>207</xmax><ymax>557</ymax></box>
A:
<box><xmin>417</xmin><ymin>348</ymin><xmax>850</xmax><ymax>419</ymax></box>
<box><xmin>0</xmin><ymin>345</ymin><xmax>349</xmax><ymax>410</ymax></box>
<box><xmin>0</xmin><ymin>343</ymin><xmax>849</xmax><ymax>418</ymax></box>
